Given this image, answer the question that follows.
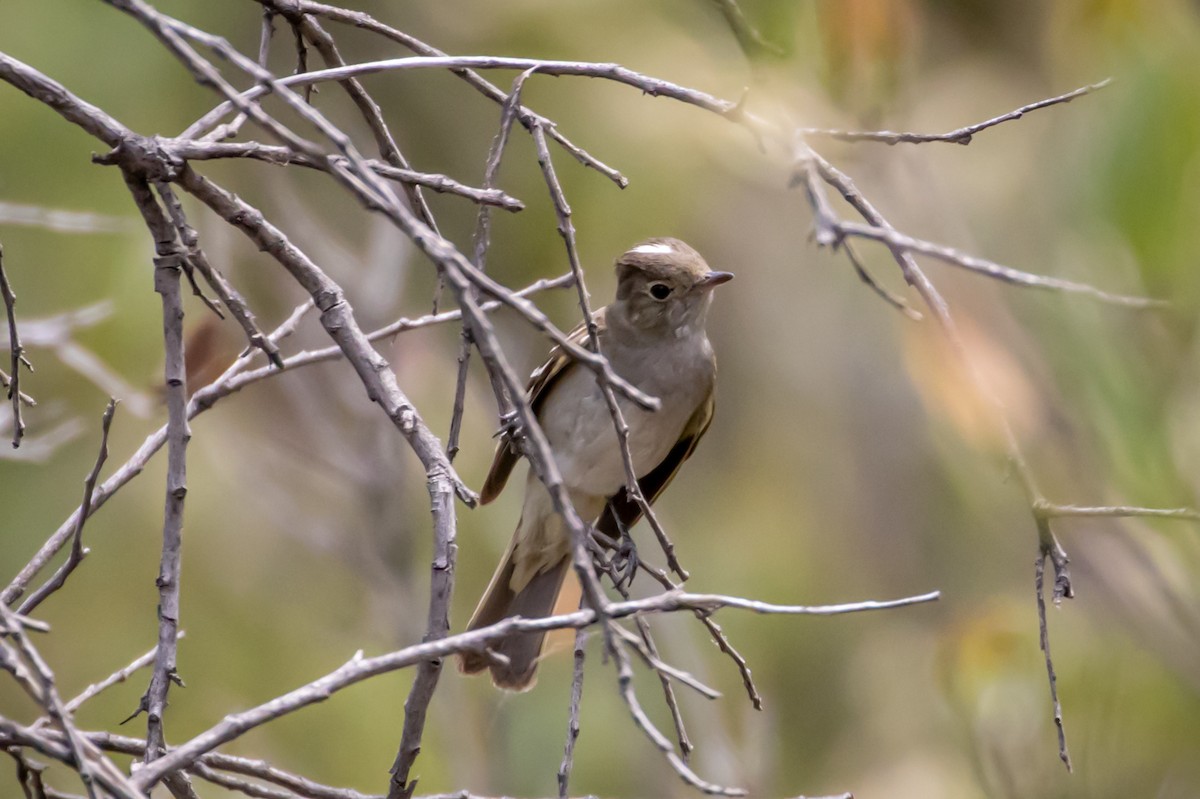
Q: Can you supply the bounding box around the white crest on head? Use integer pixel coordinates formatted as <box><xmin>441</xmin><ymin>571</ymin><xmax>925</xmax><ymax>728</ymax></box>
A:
<box><xmin>630</xmin><ymin>243</ymin><xmax>676</xmax><ymax>255</ymax></box>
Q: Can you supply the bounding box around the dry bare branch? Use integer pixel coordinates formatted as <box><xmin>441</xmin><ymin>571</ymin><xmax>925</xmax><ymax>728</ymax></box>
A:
<box><xmin>1</xmin><ymin>242</ymin><xmax>30</xmax><ymax>448</ymax></box>
<box><xmin>60</xmin><ymin>634</ymin><xmax>182</xmax><ymax>720</ymax></box>
<box><xmin>831</xmin><ymin>221</ymin><xmax>1162</xmax><ymax>309</ymax></box>
<box><xmin>120</xmin><ymin>175</ymin><xmax>191</xmax><ymax>779</ymax></box>
<box><xmin>802</xmin><ymin>79</ymin><xmax>1112</xmax><ymax>145</ymax></box>
<box><xmin>1035</xmin><ymin>553</ymin><xmax>1071</xmax><ymax>771</ymax></box>
<box><xmin>129</xmin><ymin>588</ymin><xmax>939</xmax><ymax>789</ymax></box>
<box><xmin>253</xmin><ymin>0</ymin><xmax>629</xmax><ymax>186</ymax></box>
<box><xmin>0</xmin><ymin>717</ymin><xmax>141</xmax><ymax>799</ymax></box>
<box><xmin>557</xmin><ymin>626</ymin><xmax>588</xmax><ymax>799</ymax></box>
<box><xmin>154</xmin><ymin>182</ymin><xmax>284</xmax><ymax>367</ymax></box>
<box><xmin>17</xmin><ymin>399</ymin><xmax>117</xmax><ymax>616</ymax></box>
<box><xmin>163</xmin><ymin>140</ymin><xmax>524</xmax><ymax>210</ymax></box>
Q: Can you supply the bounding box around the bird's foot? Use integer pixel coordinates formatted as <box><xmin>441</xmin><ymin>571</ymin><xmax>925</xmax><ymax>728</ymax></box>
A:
<box><xmin>611</xmin><ymin>531</ymin><xmax>639</xmax><ymax>590</ymax></box>
<box><xmin>492</xmin><ymin>410</ymin><xmax>523</xmax><ymax>442</ymax></box>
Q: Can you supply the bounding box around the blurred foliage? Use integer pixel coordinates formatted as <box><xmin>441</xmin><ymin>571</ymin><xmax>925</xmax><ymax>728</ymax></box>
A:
<box><xmin>3</xmin><ymin>0</ymin><xmax>1200</xmax><ymax>797</ymax></box>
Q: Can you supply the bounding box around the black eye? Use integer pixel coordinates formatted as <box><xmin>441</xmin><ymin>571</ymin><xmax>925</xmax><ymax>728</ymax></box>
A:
<box><xmin>649</xmin><ymin>283</ymin><xmax>671</xmax><ymax>300</ymax></box>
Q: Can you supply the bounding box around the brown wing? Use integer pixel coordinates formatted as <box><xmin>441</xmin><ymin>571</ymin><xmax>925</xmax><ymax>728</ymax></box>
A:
<box><xmin>478</xmin><ymin>308</ymin><xmax>608</xmax><ymax>504</ymax></box>
<box><xmin>595</xmin><ymin>390</ymin><xmax>715</xmax><ymax>540</ymax></box>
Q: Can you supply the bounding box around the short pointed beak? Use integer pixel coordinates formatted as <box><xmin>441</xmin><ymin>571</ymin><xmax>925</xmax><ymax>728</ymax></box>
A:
<box><xmin>697</xmin><ymin>271</ymin><xmax>734</xmax><ymax>290</ymax></box>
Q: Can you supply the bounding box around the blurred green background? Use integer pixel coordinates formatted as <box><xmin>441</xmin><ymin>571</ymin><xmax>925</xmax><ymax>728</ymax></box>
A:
<box><xmin>3</xmin><ymin>0</ymin><xmax>1200</xmax><ymax>797</ymax></box>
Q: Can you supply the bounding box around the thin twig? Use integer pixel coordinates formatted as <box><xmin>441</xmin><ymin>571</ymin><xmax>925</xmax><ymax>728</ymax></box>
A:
<box><xmin>62</xmin><ymin>634</ymin><xmax>182</xmax><ymax>718</ymax></box>
<box><xmin>121</xmin><ymin>175</ymin><xmax>191</xmax><ymax>783</ymax></box>
<box><xmin>557</xmin><ymin>625</ymin><xmax>587</xmax><ymax>799</ymax></box>
<box><xmin>606</xmin><ymin>570</ymin><xmax>698</xmax><ymax>758</ymax></box>
<box><xmin>832</xmin><ymin>220</ymin><xmax>1162</xmax><ymax>309</ymax></box>
<box><xmin>1035</xmin><ymin>553</ymin><xmax>1071</xmax><ymax>770</ymax></box>
<box><xmin>611</xmin><ymin>623</ymin><xmax>720</xmax><ymax>701</ymax></box>
<box><xmin>446</xmin><ymin>68</ymin><xmax>531</xmax><ymax>462</ymax></box>
<box><xmin>17</xmin><ymin>399</ymin><xmax>117</xmax><ymax>616</ymax></box>
<box><xmin>1</xmin><ymin>242</ymin><xmax>31</xmax><ymax>448</ymax></box>
<box><xmin>155</xmin><ymin>182</ymin><xmax>284</xmax><ymax>367</ymax></box>
<box><xmin>386</xmin><ymin>472</ymin><xmax>459</xmax><ymax>799</ymax></box>
<box><xmin>287</xmin><ymin>16</ymin><xmax>311</xmax><ymax>102</ymax></box>
<box><xmin>0</xmin><ymin>367</ymin><xmax>37</xmax><ymax>408</ymax></box>
<box><xmin>180</xmin><ymin>55</ymin><xmax>740</xmax><ymax>138</ymax></box>
<box><xmin>608</xmin><ymin>631</ymin><xmax>741</xmax><ymax>796</ymax></box>
<box><xmin>1037</xmin><ymin>502</ymin><xmax>1200</xmax><ymax>521</ymax></box>
<box><xmin>289</xmin><ymin>13</ymin><xmax>441</xmax><ymax>235</ymax></box>
<box><xmin>639</xmin><ymin>563</ymin><xmax>763</xmax><ymax>710</ymax></box>
<box><xmin>257</xmin><ymin>8</ymin><xmax>275</xmax><ymax>67</ymax></box>
<box><xmin>838</xmin><ymin>239</ymin><xmax>922</xmax><ymax>320</ymax></box>
<box><xmin>162</xmin><ymin>140</ymin><xmax>524</xmax><ymax>210</ymax></box>
<box><xmin>802</xmin><ymin>79</ymin><xmax>1112</xmax><ymax>146</ymax></box>
<box><xmin>190</xmin><ymin>761</ymin><xmax>300</xmax><ymax>799</ymax></box>
<box><xmin>0</xmin><ymin>637</ymin><xmax>46</xmax><ymax>704</ymax></box>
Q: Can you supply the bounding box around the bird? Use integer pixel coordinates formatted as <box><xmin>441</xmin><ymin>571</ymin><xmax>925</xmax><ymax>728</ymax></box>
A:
<box><xmin>458</xmin><ymin>237</ymin><xmax>733</xmax><ymax>690</ymax></box>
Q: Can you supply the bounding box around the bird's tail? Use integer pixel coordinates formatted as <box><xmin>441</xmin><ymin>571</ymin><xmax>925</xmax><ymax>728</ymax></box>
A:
<box><xmin>458</xmin><ymin>527</ymin><xmax>571</xmax><ymax>691</ymax></box>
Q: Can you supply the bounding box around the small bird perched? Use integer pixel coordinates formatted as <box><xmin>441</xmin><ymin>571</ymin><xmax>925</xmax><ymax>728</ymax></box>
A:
<box><xmin>459</xmin><ymin>238</ymin><xmax>733</xmax><ymax>690</ymax></box>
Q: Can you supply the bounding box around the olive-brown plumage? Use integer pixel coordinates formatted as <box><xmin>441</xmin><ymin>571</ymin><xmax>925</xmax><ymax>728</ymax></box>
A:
<box><xmin>459</xmin><ymin>238</ymin><xmax>731</xmax><ymax>689</ymax></box>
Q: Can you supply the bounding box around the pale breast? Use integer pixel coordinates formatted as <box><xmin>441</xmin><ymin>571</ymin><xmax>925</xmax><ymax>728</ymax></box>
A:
<box><xmin>538</xmin><ymin>334</ymin><xmax>714</xmax><ymax>498</ymax></box>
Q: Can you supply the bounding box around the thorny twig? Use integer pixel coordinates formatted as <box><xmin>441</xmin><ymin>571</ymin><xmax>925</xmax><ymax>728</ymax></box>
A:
<box><xmin>60</xmin><ymin>635</ymin><xmax>183</xmax><ymax>720</ymax></box>
<box><xmin>607</xmin><ymin>575</ymin><xmax>700</xmax><ymax>759</ymax></box>
<box><xmin>121</xmin><ymin>176</ymin><xmax>190</xmax><ymax>782</ymax></box>
<box><xmin>446</xmin><ymin>69</ymin><xmax>532</xmax><ymax>463</ymax></box>
<box><xmin>802</xmin><ymin>79</ymin><xmax>1112</xmax><ymax>145</ymax></box>
<box><xmin>558</xmin><ymin>625</ymin><xmax>588</xmax><ymax>799</ymax></box>
<box><xmin>154</xmin><ymin>182</ymin><xmax>285</xmax><ymax>367</ymax></box>
<box><xmin>17</xmin><ymin>399</ymin><xmax>117</xmax><ymax>616</ymax></box>
<box><xmin>1035</xmin><ymin>552</ymin><xmax>1071</xmax><ymax>770</ymax></box>
<box><xmin>1</xmin><ymin>243</ymin><xmax>32</xmax><ymax>448</ymax></box>
<box><xmin>162</xmin><ymin>139</ymin><xmax>524</xmax><ymax>210</ymax></box>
